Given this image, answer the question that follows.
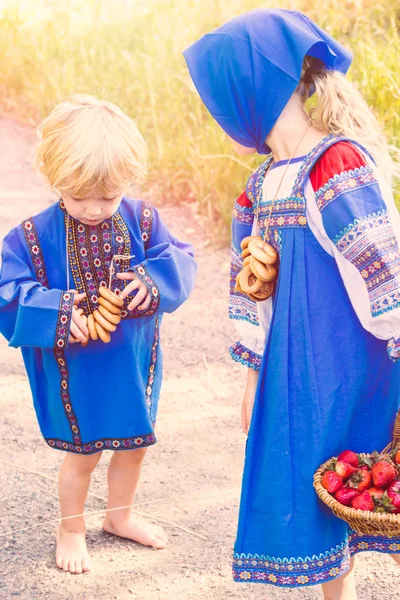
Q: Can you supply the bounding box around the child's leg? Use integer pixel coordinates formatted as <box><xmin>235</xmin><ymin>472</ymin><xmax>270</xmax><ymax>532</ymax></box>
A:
<box><xmin>102</xmin><ymin>448</ymin><xmax>167</xmax><ymax>549</ymax></box>
<box><xmin>321</xmin><ymin>557</ymin><xmax>356</xmax><ymax>600</ymax></box>
<box><xmin>57</xmin><ymin>451</ymin><xmax>102</xmax><ymax>574</ymax></box>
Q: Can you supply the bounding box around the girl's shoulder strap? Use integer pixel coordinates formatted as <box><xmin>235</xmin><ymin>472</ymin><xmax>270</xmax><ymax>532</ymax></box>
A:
<box><xmin>292</xmin><ymin>134</ymin><xmax>374</xmax><ymax>197</ymax></box>
<box><xmin>246</xmin><ymin>156</ymin><xmax>273</xmax><ymax>206</ymax></box>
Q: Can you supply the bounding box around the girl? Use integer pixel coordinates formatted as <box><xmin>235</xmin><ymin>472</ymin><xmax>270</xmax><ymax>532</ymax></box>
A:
<box><xmin>184</xmin><ymin>9</ymin><xmax>400</xmax><ymax>599</ymax></box>
<box><xmin>0</xmin><ymin>95</ymin><xmax>197</xmax><ymax>574</ymax></box>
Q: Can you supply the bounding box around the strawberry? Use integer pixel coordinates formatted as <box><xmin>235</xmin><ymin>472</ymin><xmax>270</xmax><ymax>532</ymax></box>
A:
<box><xmin>367</xmin><ymin>487</ymin><xmax>384</xmax><ymax>500</ymax></box>
<box><xmin>387</xmin><ymin>480</ymin><xmax>400</xmax><ymax>513</ymax></box>
<box><xmin>371</xmin><ymin>461</ymin><xmax>396</xmax><ymax>489</ymax></box>
<box><xmin>338</xmin><ymin>450</ymin><xmax>359</xmax><ymax>468</ymax></box>
<box><xmin>334</xmin><ymin>487</ymin><xmax>360</xmax><ymax>506</ymax></box>
<box><xmin>348</xmin><ymin>468</ymin><xmax>372</xmax><ymax>492</ymax></box>
<box><xmin>351</xmin><ymin>491</ymin><xmax>374</xmax><ymax>512</ymax></box>
<box><xmin>334</xmin><ymin>460</ymin><xmax>357</xmax><ymax>480</ymax></box>
<box><xmin>322</xmin><ymin>470</ymin><xmax>343</xmax><ymax>494</ymax></box>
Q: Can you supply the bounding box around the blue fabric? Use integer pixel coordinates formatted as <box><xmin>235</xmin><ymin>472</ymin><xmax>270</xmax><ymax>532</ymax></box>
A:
<box><xmin>0</xmin><ymin>198</ymin><xmax>196</xmax><ymax>453</ymax></box>
<box><xmin>184</xmin><ymin>9</ymin><xmax>352</xmax><ymax>153</ymax></box>
<box><xmin>232</xmin><ymin>137</ymin><xmax>400</xmax><ymax>587</ymax></box>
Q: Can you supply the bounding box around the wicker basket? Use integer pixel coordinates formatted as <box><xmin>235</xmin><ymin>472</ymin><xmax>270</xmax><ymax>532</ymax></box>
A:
<box><xmin>314</xmin><ymin>410</ymin><xmax>400</xmax><ymax>537</ymax></box>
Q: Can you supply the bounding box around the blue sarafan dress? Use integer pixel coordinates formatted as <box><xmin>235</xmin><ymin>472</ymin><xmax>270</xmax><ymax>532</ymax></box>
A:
<box><xmin>0</xmin><ymin>198</ymin><xmax>196</xmax><ymax>454</ymax></box>
<box><xmin>229</xmin><ymin>136</ymin><xmax>400</xmax><ymax>587</ymax></box>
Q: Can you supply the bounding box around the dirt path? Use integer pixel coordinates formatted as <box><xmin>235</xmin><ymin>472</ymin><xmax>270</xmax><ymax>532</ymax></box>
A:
<box><xmin>0</xmin><ymin>118</ymin><xmax>398</xmax><ymax>600</ymax></box>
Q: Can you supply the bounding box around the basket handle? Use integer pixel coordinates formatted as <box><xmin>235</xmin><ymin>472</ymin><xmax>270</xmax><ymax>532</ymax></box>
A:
<box><xmin>393</xmin><ymin>409</ymin><xmax>400</xmax><ymax>450</ymax></box>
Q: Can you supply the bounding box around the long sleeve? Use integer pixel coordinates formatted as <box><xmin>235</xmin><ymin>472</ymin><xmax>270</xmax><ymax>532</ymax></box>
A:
<box><xmin>0</xmin><ymin>227</ymin><xmax>74</xmax><ymax>349</ymax></box>
<box><xmin>131</xmin><ymin>205</ymin><xmax>197</xmax><ymax>315</ymax></box>
<box><xmin>229</xmin><ymin>190</ymin><xmax>269</xmax><ymax>370</ymax></box>
<box><xmin>308</xmin><ymin>142</ymin><xmax>400</xmax><ymax>361</ymax></box>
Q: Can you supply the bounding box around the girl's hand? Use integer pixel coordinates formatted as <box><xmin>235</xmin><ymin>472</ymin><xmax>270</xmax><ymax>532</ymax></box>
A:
<box><xmin>117</xmin><ymin>271</ymin><xmax>152</xmax><ymax>312</ymax></box>
<box><xmin>241</xmin><ymin>367</ymin><xmax>259</xmax><ymax>434</ymax></box>
<box><xmin>68</xmin><ymin>292</ymin><xmax>88</xmax><ymax>344</ymax></box>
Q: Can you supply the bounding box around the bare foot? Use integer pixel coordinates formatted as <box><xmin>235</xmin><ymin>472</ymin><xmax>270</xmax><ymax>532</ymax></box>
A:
<box><xmin>102</xmin><ymin>516</ymin><xmax>168</xmax><ymax>549</ymax></box>
<box><xmin>56</xmin><ymin>526</ymin><xmax>91</xmax><ymax>574</ymax></box>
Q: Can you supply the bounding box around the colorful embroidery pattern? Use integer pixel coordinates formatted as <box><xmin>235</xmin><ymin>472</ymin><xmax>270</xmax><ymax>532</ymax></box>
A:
<box><xmin>229</xmin><ymin>245</ymin><xmax>259</xmax><ymax>325</ymax></box>
<box><xmin>246</xmin><ymin>157</ymin><xmax>272</xmax><ymax>206</ymax></box>
<box><xmin>292</xmin><ymin>134</ymin><xmax>344</xmax><ymax>197</ymax></box>
<box><xmin>315</xmin><ymin>166</ymin><xmax>377</xmax><ymax>212</ymax></box>
<box><xmin>54</xmin><ymin>348</ymin><xmax>83</xmax><ymax>446</ymax></box>
<box><xmin>334</xmin><ymin>211</ymin><xmax>400</xmax><ymax>317</ymax></box>
<box><xmin>233</xmin><ymin>202</ymin><xmax>254</xmax><ymax>225</ymax></box>
<box><xmin>22</xmin><ymin>218</ymin><xmax>49</xmax><ymax>288</ymax></box>
<box><xmin>233</xmin><ymin>531</ymin><xmax>400</xmax><ymax>588</ymax></box>
<box><xmin>387</xmin><ymin>337</ymin><xmax>400</xmax><ymax>362</ymax></box>
<box><xmin>55</xmin><ymin>292</ymin><xmax>74</xmax><ymax>349</ymax></box>
<box><xmin>46</xmin><ymin>432</ymin><xmax>157</xmax><ymax>455</ymax></box>
<box><xmin>229</xmin><ymin>340</ymin><xmax>262</xmax><ymax>371</ymax></box>
<box><xmin>258</xmin><ymin>196</ymin><xmax>307</xmax><ymax>231</ymax></box>
<box><xmin>145</xmin><ymin>317</ymin><xmax>159</xmax><ymax>414</ymax></box>
<box><xmin>131</xmin><ymin>265</ymin><xmax>160</xmax><ymax>316</ymax></box>
<box><xmin>140</xmin><ymin>201</ymin><xmax>153</xmax><ymax>250</ymax></box>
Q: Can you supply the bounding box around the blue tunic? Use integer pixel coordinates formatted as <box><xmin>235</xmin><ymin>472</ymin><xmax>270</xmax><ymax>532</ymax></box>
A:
<box><xmin>0</xmin><ymin>198</ymin><xmax>196</xmax><ymax>454</ymax></box>
<box><xmin>230</xmin><ymin>136</ymin><xmax>400</xmax><ymax>587</ymax></box>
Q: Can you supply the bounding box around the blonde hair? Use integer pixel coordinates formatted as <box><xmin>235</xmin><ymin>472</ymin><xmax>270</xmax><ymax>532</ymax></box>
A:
<box><xmin>299</xmin><ymin>57</ymin><xmax>398</xmax><ymax>183</ymax></box>
<box><xmin>36</xmin><ymin>94</ymin><xmax>147</xmax><ymax>198</ymax></box>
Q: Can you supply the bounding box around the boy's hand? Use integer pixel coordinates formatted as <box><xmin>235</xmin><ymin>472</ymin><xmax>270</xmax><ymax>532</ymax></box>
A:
<box><xmin>68</xmin><ymin>292</ymin><xmax>88</xmax><ymax>344</ymax></box>
<box><xmin>117</xmin><ymin>272</ymin><xmax>152</xmax><ymax>312</ymax></box>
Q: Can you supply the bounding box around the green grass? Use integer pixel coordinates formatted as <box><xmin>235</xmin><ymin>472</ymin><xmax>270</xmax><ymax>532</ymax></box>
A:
<box><xmin>0</xmin><ymin>0</ymin><xmax>399</xmax><ymax>226</ymax></box>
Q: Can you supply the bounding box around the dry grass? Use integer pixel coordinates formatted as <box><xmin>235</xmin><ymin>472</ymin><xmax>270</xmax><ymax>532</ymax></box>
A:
<box><xmin>0</xmin><ymin>0</ymin><xmax>399</xmax><ymax>223</ymax></box>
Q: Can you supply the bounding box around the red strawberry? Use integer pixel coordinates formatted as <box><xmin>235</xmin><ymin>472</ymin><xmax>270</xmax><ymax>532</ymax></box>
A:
<box><xmin>351</xmin><ymin>491</ymin><xmax>374</xmax><ymax>512</ymax></box>
<box><xmin>322</xmin><ymin>470</ymin><xmax>343</xmax><ymax>494</ymax></box>
<box><xmin>348</xmin><ymin>468</ymin><xmax>372</xmax><ymax>492</ymax></box>
<box><xmin>387</xmin><ymin>480</ymin><xmax>400</xmax><ymax>513</ymax></box>
<box><xmin>338</xmin><ymin>450</ymin><xmax>359</xmax><ymax>467</ymax></box>
<box><xmin>367</xmin><ymin>487</ymin><xmax>384</xmax><ymax>500</ymax></box>
<box><xmin>334</xmin><ymin>487</ymin><xmax>360</xmax><ymax>506</ymax></box>
<box><xmin>334</xmin><ymin>460</ymin><xmax>357</xmax><ymax>480</ymax></box>
<box><xmin>395</xmin><ymin>450</ymin><xmax>400</xmax><ymax>466</ymax></box>
<box><xmin>371</xmin><ymin>461</ymin><xmax>396</xmax><ymax>489</ymax></box>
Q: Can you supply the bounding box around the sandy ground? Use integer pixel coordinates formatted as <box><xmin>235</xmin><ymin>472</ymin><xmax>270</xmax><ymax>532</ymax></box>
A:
<box><xmin>0</xmin><ymin>117</ymin><xmax>399</xmax><ymax>600</ymax></box>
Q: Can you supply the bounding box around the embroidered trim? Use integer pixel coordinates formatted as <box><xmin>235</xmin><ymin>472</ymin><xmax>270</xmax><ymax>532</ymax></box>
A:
<box><xmin>233</xmin><ymin>202</ymin><xmax>254</xmax><ymax>225</ymax></box>
<box><xmin>54</xmin><ymin>348</ymin><xmax>82</xmax><ymax>445</ymax></box>
<box><xmin>55</xmin><ymin>292</ymin><xmax>74</xmax><ymax>349</ymax></box>
<box><xmin>387</xmin><ymin>337</ymin><xmax>400</xmax><ymax>362</ymax></box>
<box><xmin>258</xmin><ymin>196</ymin><xmax>307</xmax><ymax>230</ymax></box>
<box><xmin>349</xmin><ymin>530</ymin><xmax>400</xmax><ymax>554</ymax></box>
<box><xmin>145</xmin><ymin>316</ymin><xmax>159</xmax><ymax>414</ymax></box>
<box><xmin>315</xmin><ymin>165</ymin><xmax>377</xmax><ymax>212</ymax></box>
<box><xmin>233</xmin><ymin>531</ymin><xmax>400</xmax><ymax>588</ymax></box>
<box><xmin>229</xmin><ymin>245</ymin><xmax>259</xmax><ymax>326</ymax></box>
<box><xmin>46</xmin><ymin>432</ymin><xmax>157</xmax><ymax>454</ymax></box>
<box><xmin>140</xmin><ymin>201</ymin><xmax>153</xmax><ymax>250</ymax></box>
<box><xmin>292</xmin><ymin>134</ymin><xmax>344</xmax><ymax>197</ymax></box>
<box><xmin>22</xmin><ymin>218</ymin><xmax>49</xmax><ymax>288</ymax></box>
<box><xmin>246</xmin><ymin>158</ymin><xmax>273</xmax><ymax>205</ymax></box>
<box><xmin>131</xmin><ymin>265</ymin><xmax>160</xmax><ymax>316</ymax></box>
<box><xmin>229</xmin><ymin>341</ymin><xmax>262</xmax><ymax>370</ymax></box>
<box><xmin>334</xmin><ymin>211</ymin><xmax>400</xmax><ymax>317</ymax></box>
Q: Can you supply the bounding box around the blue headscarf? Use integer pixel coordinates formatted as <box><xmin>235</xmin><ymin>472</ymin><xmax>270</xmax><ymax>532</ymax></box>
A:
<box><xmin>183</xmin><ymin>9</ymin><xmax>352</xmax><ymax>153</ymax></box>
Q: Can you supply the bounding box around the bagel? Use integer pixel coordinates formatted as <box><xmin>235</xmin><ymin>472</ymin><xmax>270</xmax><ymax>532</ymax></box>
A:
<box><xmin>243</xmin><ymin>255</ymin><xmax>251</xmax><ymax>267</ymax></box>
<box><xmin>250</xmin><ymin>255</ymin><xmax>277</xmax><ymax>282</ymax></box>
<box><xmin>240</xmin><ymin>235</ymin><xmax>262</xmax><ymax>251</ymax></box>
<box><xmin>87</xmin><ymin>314</ymin><xmax>98</xmax><ymax>341</ymax></box>
<box><xmin>239</xmin><ymin>265</ymin><xmax>264</xmax><ymax>295</ymax></box>
<box><xmin>98</xmin><ymin>296</ymin><xmax>122</xmax><ymax>315</ymax></box>
<box><xmin>98</xmin><ymin>285</ymin><xmax>124</xmax><ymax>307</ymax></box>
<box><xmin>95</xmin><ymin>321</ymin><xmax>111</xmax><ymax>343</ymax></box>
<box><xmin>248</xmin><ymin>239</ymin><xmax>278</xmax><ymax>265</ymax></box>
<box><xmin>241</xmin><ymin>247</ymin><xmax>251</xmax><ymax>260</ymax></box>
<box><xmin>251</xmin><ymin>280</ymin><xmax>274</xmax><ymax>300</ymax></box>
<box><xmin>98</xmin><ymin>304</ymin><xmax>121</xmax><ymax>325</ymax></box>
<box><xmin>93</xmin><ymin>310</ymin><xmax>117</xmax><ymax>333</ymax></box>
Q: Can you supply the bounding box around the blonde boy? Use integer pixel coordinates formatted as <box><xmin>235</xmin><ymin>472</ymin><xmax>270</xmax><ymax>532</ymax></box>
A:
<box><xmin>0</xmin><ymin>95</ymin><xmax>196</xmax><ymax>573</ymax></box>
